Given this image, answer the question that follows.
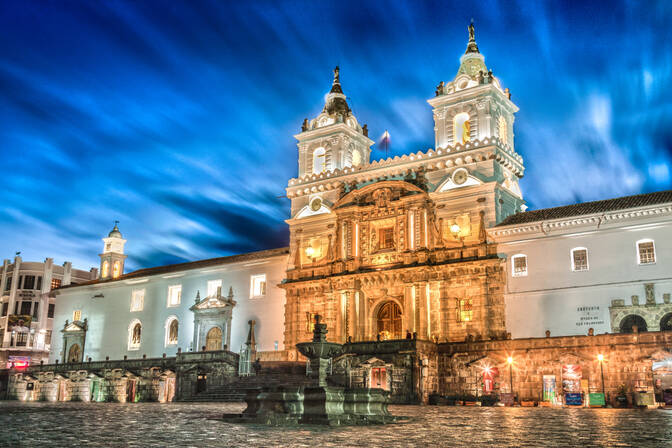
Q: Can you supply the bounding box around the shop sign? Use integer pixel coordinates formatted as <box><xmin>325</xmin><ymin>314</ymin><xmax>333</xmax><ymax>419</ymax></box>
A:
<box><xmin>542</xmin><ymin>375</ymin><xmax>556</xmax><ymax>401</ymax></box>
<box><xmin>589</xmin><ymin>393</ymin><xmax>605</xmax><ymax>406</ymax></box>
<box><xmin>562</xmin><ymin>364</ymin><xmax>582</xmax><ymax>393</ymax></box>
<box><xmin>483</xmin><ymin>367</ymin><xmax>499</xmax><ymax>393</ymax></box>
<box><xmin>565</xmin><ymin>393</ymin><xmax>583</xmax><ymax>406</ymax></box>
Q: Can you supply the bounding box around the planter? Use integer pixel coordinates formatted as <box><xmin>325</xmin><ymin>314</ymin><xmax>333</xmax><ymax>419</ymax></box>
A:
<box><xmin>521</xmin><ymin>401</ymin><xmax>535</xmax><ymax>407</ymax></box>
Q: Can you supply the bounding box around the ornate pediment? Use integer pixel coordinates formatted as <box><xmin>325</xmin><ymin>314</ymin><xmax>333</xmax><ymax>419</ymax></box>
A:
<box><xmin>190</xmin><ymin>288</ymin><xmax>236</xmax><ymax>311</ymax></box>
<box><xmin>63</xmin><ymin>320</ymin><xmax>87</xmax><ymax>333</ymax></box>
<box><xmin>335</xmin><ymin>180</ymin><xmax>426</xmax><ymax>209</ymax></box>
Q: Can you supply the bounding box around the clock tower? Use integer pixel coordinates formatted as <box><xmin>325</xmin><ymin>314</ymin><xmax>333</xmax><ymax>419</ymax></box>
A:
<box><xmin>99</xmin><ymin>222</ymin><xmax>127</xmax><ymax>280</ymax></box>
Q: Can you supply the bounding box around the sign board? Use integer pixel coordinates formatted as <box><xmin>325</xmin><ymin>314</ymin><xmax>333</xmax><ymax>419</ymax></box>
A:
<box><xmin>565</xmin><ymin>392</ymin><xmax>583</xmax><ymax>406</ymax></box>
<box><xmin>562</xmin><ymin>365</ymin><xmax>582</xmax><ymax>393</ymax></box>
<box><xmin>589</xmin><ymin>393</ymin><xmax>605</xmax><ymax>406</ymax></box>
<box><xmin>634</xmin><ymin>392</ymin><xmax>655</xmax><ymax>406</ymax></box>
<box><xmin>542</xmin><ymin>375</ymin><xmax>556</xmax><ymax>402</ymax></box>
<box><xmin>500</xmin><ymin>393</ymin><xmax>514</xmax><ymax>406</ymax></box>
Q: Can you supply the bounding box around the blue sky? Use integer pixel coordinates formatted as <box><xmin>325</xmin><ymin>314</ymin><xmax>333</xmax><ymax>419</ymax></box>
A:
<box><xmin>1</xmin><ymin>0</ymin><xmax>671</xmax><ymax>271</ymax></box>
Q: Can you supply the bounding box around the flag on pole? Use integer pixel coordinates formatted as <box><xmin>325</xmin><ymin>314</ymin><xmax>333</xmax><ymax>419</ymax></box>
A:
<box><xmin>379</xmin><ymin>130</ymin><xmax>391</xmax><ymax>158</ymax></box>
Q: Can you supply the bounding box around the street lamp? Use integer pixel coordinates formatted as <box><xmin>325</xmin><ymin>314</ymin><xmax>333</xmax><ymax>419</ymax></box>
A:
<box><xmin>450</xmin><ymin>224</ymin><xmax>465</xmax><ymax>259</ymax></box>
<box><xmin>597</xmin><ymin>354</ymin><xmax>606</xmax><ymax>397</ymax></box>
<box><xmin>507</xmin><ymin>356</ymin><xmax>514</xmax><ymax>399</ymax></box>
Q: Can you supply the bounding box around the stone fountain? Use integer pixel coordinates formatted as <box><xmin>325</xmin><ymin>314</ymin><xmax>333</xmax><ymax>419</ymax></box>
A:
<box><xmin>223</xmin><ymin>315</ymin><xmax>399</xmax><ymax>426</ymax></box>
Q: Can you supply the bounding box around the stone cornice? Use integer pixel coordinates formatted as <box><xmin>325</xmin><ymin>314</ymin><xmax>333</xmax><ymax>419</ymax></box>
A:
<box><xmin>488</xmin><ymin>203</ymin><xmax>672</xmax><ymax>240</ymax></box>
<box><xmin>287</xmin><ymin>138</ymin><xmax>523</xmax><ymax>198</ymax></box>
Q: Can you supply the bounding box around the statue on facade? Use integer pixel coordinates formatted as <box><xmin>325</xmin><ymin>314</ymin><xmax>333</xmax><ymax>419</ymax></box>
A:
<box><xmin>435</xmin><ymin>81</ymin><xmax>444</xmax><ymax>96</ymax></box>
<box><xmin>326</xmin><ymin>234</ymin><xmax>334</xmax><ymax>261</ymax></box>
<box><xmin>362</xmin><ymin>124</ymin><xmax>368</xmax><ymax>137</ymax></box>
<box><xmin>302</xmin><ymin>118</ymin><xmax>309</xmax><ymax>132</ymax></box>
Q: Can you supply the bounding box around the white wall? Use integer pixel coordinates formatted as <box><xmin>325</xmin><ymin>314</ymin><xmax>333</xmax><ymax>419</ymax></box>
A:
<box><xmin>496</xmin><ymin>217</ymin><xmax>672</xmax><ymax>338</ymax></box>
<box><xmin>49</xmin><ymin>254</ymin><xmax>287</xmax><ymax>363</ymax></box>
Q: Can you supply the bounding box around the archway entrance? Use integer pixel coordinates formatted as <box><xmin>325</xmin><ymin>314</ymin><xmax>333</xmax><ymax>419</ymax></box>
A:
<box><xmin>67</xmin><ymin>344</ymin><xmax>81</xmax><ymax>363</ymax></box>
<box><xmin>619</xmin><ymin>314</ymin><xmax>648</xmax><ymax>333</ymax></box>
<box><xmin>377</xmin><ymin>301</ymin><xmax>402</xmax><ymax>340</ymax></box>
<box><xmin>205</xmin><ymin>327</ymin><xmax>222</xmax><ymax>351</ymax></box>
<box><xmin>660</xmin><ymin>313</ymin><xmax>672</xmax><ymax>331</ymax></box>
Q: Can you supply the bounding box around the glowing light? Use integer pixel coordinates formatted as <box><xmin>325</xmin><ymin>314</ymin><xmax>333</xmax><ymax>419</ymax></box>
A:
<box><xmin>507</xmin><ymin>356</ymin><xmax>513</xmax><ymax>365</ymax></box>
<box><xmin>450</xmin><ymin>224</ymin><xmax>461</xmax><ymax>234</ymax></box>
<box><xmin>597</xmin><ymin>354</ymin><xmax>604</xmax><ymax>362</ymax></box>
<box><xmin>305</xmin><ymin>247</ymin><xmax>315</xmax><ymax>257</ymax></box>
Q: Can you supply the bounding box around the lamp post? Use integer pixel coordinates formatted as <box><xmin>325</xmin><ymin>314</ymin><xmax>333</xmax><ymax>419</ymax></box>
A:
<box><xmin>598</xmin><ymin>354</ymin><xmax>605</xmax><ymax>397</ymax></box>
<box><xmin>450</xmin><ymin>224</ymin><xmax>465</xmax><ymax>259</ymax></box>
<box><xmin>507</xmin><ymin>356</ymin><xmax>514</xmax><ymax>399</ymax></box>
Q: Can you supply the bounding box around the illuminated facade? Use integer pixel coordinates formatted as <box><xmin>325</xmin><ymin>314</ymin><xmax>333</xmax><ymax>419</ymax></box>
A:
<box><xmin>0</xmin><ymin>255</ymin><xmax>96</xmax><ymax>366</ymax></box>
<box><xmin>282</xmin><ymin>23</ymin><xmax>524</xmax><ymax>352</ymax></box>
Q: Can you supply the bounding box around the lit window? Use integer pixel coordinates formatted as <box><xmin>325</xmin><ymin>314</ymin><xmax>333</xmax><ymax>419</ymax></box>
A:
<box><xmin>73</xmin><ymin>310</ymin><xmax>82</xmax><ymax>322</ymax></box>
<box><xmin>207</xmin><ymin>280</ymin><xmax>222</xmax><ymax>297</ymax></box>
<box><xmin>112</xmin><ymin>261</ymin><xmax>121</xmax><ymax>278</ymax></box>
<box><xmin>637</xmin><ymin>240</ymin><xmax>656</xmax><ymax>264</ymax></box>
<box><xmin>457</xmin><ymin>299</ymin><xmax>473</xmax><ymax>322</ymax></box>
<box><xmin>306</xmin><ymin>312</ymin><xmax>317</xmax><ymax>333</ymax></box>
<box><xmin>102</xmin><ymin>261</ymin><xmax>109</xmax><ymax>278</ymax></box>
<box><xmin>50</xmin><ymin>278</ymin><xmax>62</xmax><ymax>291</ymax></box>
<box><xmin>22</xmin><ymin>275</ymin><xmax>35</xmax><ymax>290</ymax></box>
<box><xmin>498</xmin><ymin>115</ymin><xmax>508</xmax><ymax>144</ymax></box>
<box><xmin>379</xmin><ymin>227</ymin><xmax>395</xmax><ymax>250</ymax></box>
<box><xmin>128</xmin><ymin>320</ymin><xmax>142</xmax><ymax>350</ymax></box>
<box><xmin>165</xmin><ymin>317</ymin><xmax>178</xmax><ymax>346</ymax></box>
<box><xmin>250</xmin><ymin>274</ymin><xmax>267</xmax><ymax>298</ymax></box>
<box><xmin>312</xmin><ymin>147</ymin><xmax>326</xmax><ymax>173</ymax></box>
<box><xmin>453</xmin><ymin>112</ymin><xmax>471</xmax><ymax>145</ymax></box>
<box><xmin>352</xmin><ymin>150</ymin><xmax>362</xmax><ymax>167</ymax></box>
<box><xmin>167</xmin><ymin>285</ymin><xmax>182</xmax><ymax>307</ymax></box>
<box><xmin>571</xmin><ymin>248</ymin><xmax>589</xmax><ymax>271</ymax></box>
<box><xmin>130</xmin><ymin>289</ymin><xmax>145</xmax><ymax>312</ymax></box>
<box><xmin>511</xmin><ymin>254</ymin><xmax>528</xmax><ymax>277</ymax></box>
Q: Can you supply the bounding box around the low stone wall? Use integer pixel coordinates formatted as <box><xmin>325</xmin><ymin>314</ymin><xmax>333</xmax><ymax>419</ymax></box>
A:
<box><xmin>4</xmin><ymin>350</ymin><xmax>239</xmax><ymax>403</ymax></box>
<box><xmin>437</xmin><ymin>331</ymin><xmax>672</xmax><ymax>405</ymax></box>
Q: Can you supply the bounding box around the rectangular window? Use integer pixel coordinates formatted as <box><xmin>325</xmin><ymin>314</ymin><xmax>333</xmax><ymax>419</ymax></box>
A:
<box><xmin>4</xmin><ymin>276</ymin><xmax>10</xmax><ymax>292</ymax></box>
<box><xmin>638</xmin><ymin>241</ymin><xmax>656</xmax><ymax>264</ymax></box>
<box><xmin>73</xmin><ymin>310</ymin><xmax>82</xmax><ymax>322</ymax></box>
<box><xmin>571</xmin><ymin>248</ymin><xmax>589</xmax><ymax>271</ymax></box>
<box><xmin>16</xmin><ymin>332</ymin><xmax>28</xmax><ymax>347</ymax></box>
<box><xmin>36</xmin><ymin>276</ymin><xmax>42</xmax><ymax>291</ymax></box>
<box><xmin>1</xmin><ymin>302</ymin><xmax>7</xmax><ymax>316</ymax></box>
<box><xmin>48</xmin><ymin>303</ymin><xmax>55</xmax><ymax>318</ymax></box>
<box><xmin>250</xmin><ymin>274</ymin><xmax>267</xmax><ymax>298</ymax></box>
<box><xmin>512</xmin><ymin>254</ymin><xmax>528</xmax><ymax>277</ymax></box>
<box><xmin>130</xmin><ymin>289</ymin><xmax>145</xmax><ymax>312</ymax></box>
<box><xmin>22</xmin><ymin>275</ymin><xmax>35</xmax><ymax>290</ymax></box>
<box><xmin>207</xmin><ymin>280</ymin><xmax>222</xmax><ymax>297</ymax></box>
<box><xmin>20</xmin><ymin>301</ymin><xmax>32</xmax><ymax>315</ymax></box>
<box><xmin>457</xmin><ymin>299</ymin><xmax>473</xmax><ymax>322</ymax></box>
<box><xmin>50</xmin><ymin>278</ymin><xmax>62</xmax><ymax>291</ymax></box>
<box><xmin>379</xmin><ymin>227</ymin><xmax>395</xmax><ymax>250</ymax></box>
<box><xmin>306</xmin><ymin>312</ymin><xmax>316</xmax><ymax>333</ymax></box>
<box><xmin>32</xmin><ymin>302</ymin><xmax>39</xmax><ymax>320</ymax></box>
<box><xmin>167</xmin><ymin>285</ymin><xmax>182</xmax><ymax>307</ymax></box>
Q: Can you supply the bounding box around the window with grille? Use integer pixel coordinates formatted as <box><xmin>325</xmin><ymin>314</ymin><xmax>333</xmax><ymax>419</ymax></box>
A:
<box><xmin>637</xmin><ymin>240</ymin><xmax>655</xmax><ymax>264</ymax></box>
<box><xmin>571</xmin><ymin>248</ymin><xmax>589</xmax><ymax>271</ymax></box>
<box><xmin>20</xmin><ymin>301</ymin><xmax>31</xmax><ymax>315</ymax></box>
<box><xmin>130</xmin><ymin>289</ymin><xmax>144</xmax><ymax>311</ymax></box>
<box><xmin>50</xmin><ymin>278</ymin><xmax>62</xmax><ymax>291</ymax></box>
<box><xmin>457</xmin><ymin>299</ymin><xmax>473</xmax><ymax>322</ymax></box>
<box><xmin>379</xmin><ymin>227</ymin><xmax>395</xmax><ymax>250</ymax></box>
<box><xmin>22</xmin><ymin>275</ymin><xmax>35</xmax><ymax>290</ymax></box>
<box><xmin>73</xmin><ymin>310</ymin><xmax>82</xmax><ymax>321</ymax></box>
<box><xmin>48</xmin><ymin>303</ymin><xmax>55</xmax><ymax>318</ymax></box>
<box><xmin>167</xmin><ymin>285</ymin><xmax>182</xmax><ymax>307</ymax></box>
<box><xmin>512</xmin><ymin>254</ymin><xmax>528</xmax><ymax>277</ymax></box>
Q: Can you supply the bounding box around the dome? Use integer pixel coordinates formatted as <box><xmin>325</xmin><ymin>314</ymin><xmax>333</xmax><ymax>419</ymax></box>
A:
<box><xmin>108</xmin><ymin>222</ymin><xmax>123</xmax><ymax>238</ymax></box>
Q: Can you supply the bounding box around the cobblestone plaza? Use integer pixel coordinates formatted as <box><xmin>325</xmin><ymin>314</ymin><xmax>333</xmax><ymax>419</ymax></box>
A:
<box><xmin>1</xmin><ymin>402</ymin><xmax>672</xmax><ymax>447</ymax></box>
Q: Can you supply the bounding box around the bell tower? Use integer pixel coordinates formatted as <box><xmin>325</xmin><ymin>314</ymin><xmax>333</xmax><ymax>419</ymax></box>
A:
<box><xmin>99</xmin><ymin>221</ymin><xmax>127</xmax><ymax>279</ymax></box>
<box><xmin>429</xmin><ymin>21</ymin><xmax>518</xmax><ymax>152</ymax></box>
<box><xmin>295</xmin><ymin>67</ymin><xmax>374</xmax><ymax>178</ymax></box>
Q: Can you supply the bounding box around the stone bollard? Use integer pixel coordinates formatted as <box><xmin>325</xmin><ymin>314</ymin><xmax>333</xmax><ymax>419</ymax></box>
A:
<box><xmin>588</xmin><ymin>328</ymin><xmax>594</xmax><ymax>336</ymax></box>
<box><xmin>545</xmin><ymin>330</ymin><xmax>551</xmax><ymax>338</ymax></box>
<box><xmin>177</xmin><ymin>347</ymin><xmax>182</xmax><ymax>354</ymax></box>
<box><xmin>124</xmin><ymin>355</ymin><xmax>128</xmax><ymax>360</ymax></box>
<box><xmin>106</xmin><ymin>356</ymin><xmax>109</xmax><ymax>361</ymax></box>
<box><xmin>142</xmin><ymin>354</ymin><xmax>146</xmax><ymax>359</ymax></box>
<box><xmin>162</xmin><ymin>353</ymin><xmax>166</xmax><ymax>358</ymax></box>
<box><xmin>40</xmin><ymin>360</ymin><xmax>44</xmax><ymax>365</ymax></box>
<box><xmin>202</xmin><ymin>346</ymin><xmax>206</xmax><ymax>352</ymax></box>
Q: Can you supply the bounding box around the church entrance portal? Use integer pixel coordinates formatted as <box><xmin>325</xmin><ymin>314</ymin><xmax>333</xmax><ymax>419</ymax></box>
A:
<box><xmin>377</xmin><ymin>302</ymin><xmax>402</xmax><ymax>340</ymax></box>
<box><xmin>205</xmin><ymin>327</ymin><xmax>222</xmax><ymax>351</ymax></box>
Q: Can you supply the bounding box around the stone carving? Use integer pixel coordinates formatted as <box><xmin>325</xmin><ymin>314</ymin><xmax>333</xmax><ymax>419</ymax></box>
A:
<box><xmin>664</xmin><ymin>294</ymin><xmax>671</xmax><ymax>304</ymax></box>
<box><xmin>645</xmin><ymin>283</ymin><xmax>655</xmax><ymax>305</ymax></box>
<box><xmin>632</xmin><ymin>295</ymin><xmax>639</xmax><ymax>306</ymax></box>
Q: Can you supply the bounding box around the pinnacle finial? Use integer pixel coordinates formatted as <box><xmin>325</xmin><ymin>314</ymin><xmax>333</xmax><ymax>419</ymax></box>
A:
<box><xmin>329</xmin><ymin>66</ymin><xmax>343</xmax><ymax>94</ymax></box>
<box><xmin>465</xmin><ymin>20</ymin><xmax>480</xmax><ymax>54</ymax></box>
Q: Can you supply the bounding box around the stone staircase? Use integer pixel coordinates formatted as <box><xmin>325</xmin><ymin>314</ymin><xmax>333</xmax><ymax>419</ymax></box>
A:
<box><xmin>182</xmin><ymin>362</ymin><xmax>311</xmax><ymax>402</ymax></box>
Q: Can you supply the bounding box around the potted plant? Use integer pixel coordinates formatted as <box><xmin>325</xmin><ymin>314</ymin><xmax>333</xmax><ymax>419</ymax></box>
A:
<box><xmin>615</xmin><ymin>384</ymin><xmax>628</xmax><ymax>408</ymax></box>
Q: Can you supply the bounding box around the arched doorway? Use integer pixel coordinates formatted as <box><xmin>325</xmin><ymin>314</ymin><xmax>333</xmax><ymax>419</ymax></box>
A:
<box><xmin>205</xmin><ymin>327</ymin><xmax>222</xmax><ymax>351</ymax></box>
<box><xmin>377</xmin><ymin>301</ymin><xmax>402</xmax><ymax>340</ymax></box>
<box><xmin>67</xmin><ymin>343</ymin><xmax>81</xmax><ymax>363</ymax></box>
<box><xmin>620</xmin><ymin>314</ymin><xmax>648</xmax><ymax>333</ymax></box>
<box><xmin>660</xmin><ymin>313</ymin><xmax>672</xmax><ymax>331</ymax></box>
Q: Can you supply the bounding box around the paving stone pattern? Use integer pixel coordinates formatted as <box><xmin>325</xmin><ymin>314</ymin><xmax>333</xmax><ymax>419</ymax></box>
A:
<box><xmin>1</xmin><ymin>402</ymin><xmax>672</xmax><ymax>447</ymax></box>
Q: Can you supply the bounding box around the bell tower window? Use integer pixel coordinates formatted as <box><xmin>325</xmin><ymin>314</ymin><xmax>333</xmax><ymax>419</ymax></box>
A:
<box><xmin>498</xmin><ymin>116</ymin><xmax>508</xmax><ymax>144</ymax></box>
<box><xmin>453</xmin><ymin>113</ymin><xmax>471</xmax><ymax>145</ymax></box>
<box><xmin>102</xmin><ymin>261</ymin><xmax>109</xmax><ymax>278</ymax></box>
<box><xmin>113</xmin><ymin>261</ymin><xmax>121</xmax><ymax>278</ymax></box>
<box><xmin>312</xmin><ymin>147</ymin><xmax>326</xmax><ymax>174</ymax></box>
<box><xmin>352</xmin><ymin>150</ymin><xmax>362</xmax><ymax>166</ymax></box>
